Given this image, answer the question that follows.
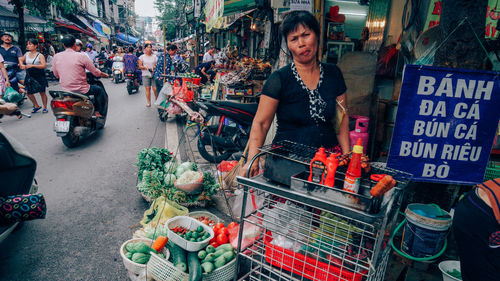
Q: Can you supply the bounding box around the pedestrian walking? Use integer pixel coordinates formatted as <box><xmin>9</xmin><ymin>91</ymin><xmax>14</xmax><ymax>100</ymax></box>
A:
<box><xmin>20</xmin><ymin>39</ymin><xmax>48</xmax><ymax>113</ymax></box>
<box><xmin>138</xmin><ymin>44</ymin><xmax>158</xmax><ymax>107</ymax></box>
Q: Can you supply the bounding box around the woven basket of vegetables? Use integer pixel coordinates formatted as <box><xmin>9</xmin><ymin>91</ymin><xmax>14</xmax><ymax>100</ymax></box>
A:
<box><xmin>120</xmin><ymin>238</ymin><xmax>169</xmax><ymax>280</ymax></box>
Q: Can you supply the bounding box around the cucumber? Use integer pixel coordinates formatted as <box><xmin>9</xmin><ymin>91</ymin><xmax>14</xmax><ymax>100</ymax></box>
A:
<box><xmin>198</xmin><ymin>250</ymin><xmax>207</xmax><ymax>260</ymax></box>
<box><xmin>214</xmin><ymin>255</ymin><xmax>227</xmax><ymax>269</ymax></box>
<box><xmin>168</xmin><ymin>241</ymin><xmax>187</xmax><ymax>272</ymax></box>
<box><xmin>201</xmin><ymin>253</ymin><xmax>216</xmax><ymax>263</ymax></box>
<box><xmin>187</xmin><ymin>251</ymin><xmax>202</xmax><ymax>281</ymax></box>
<box><xmin>222</xmin><ymin>250</ymin><xmax>235</xmax><ymax>261</ymax></box>
<box><xmin>205</xmin><ymin>245</ymin><xmax>216</xmax><ymax>253</ymax></box>
<box><xmin>201</xmin><ymin>262</ymin><xmax>214</xmax><ymax>274</ymax></box>
<box><xmin>217</xmin><ymin>244</ymin><xmax>234</xmax><ymax>252</ymax></box>
<box><xmin>213</xmin><ymin>249</ymin><xmax>227</xmax><ymax>258</ymax></box>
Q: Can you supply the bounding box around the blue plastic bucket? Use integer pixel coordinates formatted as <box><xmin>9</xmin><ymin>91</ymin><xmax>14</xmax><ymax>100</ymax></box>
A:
<box><xmin>401</xmin><ymin>204</ymin><xmax>452</xmax><ymax>258</ymax></box>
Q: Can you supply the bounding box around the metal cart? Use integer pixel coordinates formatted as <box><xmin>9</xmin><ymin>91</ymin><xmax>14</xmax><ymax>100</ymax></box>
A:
<box><xmin>233</xmin><ymin>141</ymin><xmax>412</xmax><ymax>281</ymax></box>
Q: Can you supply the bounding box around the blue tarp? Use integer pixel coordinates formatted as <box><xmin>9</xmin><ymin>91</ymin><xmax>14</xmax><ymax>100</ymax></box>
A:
<box><xmin>116</xmin><ymin>33</ymin><xmax>139</xmax><ymax>45</ymax></box>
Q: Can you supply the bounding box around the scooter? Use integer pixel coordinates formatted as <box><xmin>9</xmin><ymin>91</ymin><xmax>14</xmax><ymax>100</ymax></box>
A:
<box><xmin>49</xmin><ymin>72</ymin><xmax>108</xmax><ymax>148</ymax></box>
<box><xmin>195</xmin><ymin>99</ymin><xmax>258</xmax><ymax>163</ymax></box>
<box><xmin>111</xmin><ymin>56</ymin><xmax>124</xmax><ymax>84</ymax></box>
<box><xmin>0</xmin><ymin>127</ymin><xmax>39</xmax><ymax>243</ymax></box>
<box><xmin>125</xmin><ymin>70</ymin><xmax>139</xmax><ymax>95</ymax></box>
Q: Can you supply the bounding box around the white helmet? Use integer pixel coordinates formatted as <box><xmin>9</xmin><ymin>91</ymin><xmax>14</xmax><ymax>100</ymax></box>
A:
<box><xmin>75</xmin><ymin>39</ymin><xmax>83</xmax><ymax>46</ymax></box>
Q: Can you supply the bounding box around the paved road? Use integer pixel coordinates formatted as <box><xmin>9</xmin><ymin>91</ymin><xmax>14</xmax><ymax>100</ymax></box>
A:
<box><xmin>0</xmin><ymin>79</ymin><xmax>167</xmax><ymax>280</ymax></box>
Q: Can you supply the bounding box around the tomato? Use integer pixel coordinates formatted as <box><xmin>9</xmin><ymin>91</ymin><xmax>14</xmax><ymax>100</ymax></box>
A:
<box><xmin>210</xmin><ymin>241</ymin><xmax>220</xmax><ymax>248</ymax></box>
<box><xmin>227</xmin><ymin>222</ymin><xmax>239</xmax><ymax>229</ymax></box>
<box><xmin>214</xmin><ymin>223</ymin><xmax>225</xmax><ymax>231</ymax></box>
<box><xmin>209</xmin><ymin>236</ymin><xmax>217</xmax><ymax>244</ymax></box>
<box><xmin>219</xmin><ymin>227</ymin><xmax>229</xmax><ymax>236</ymax></box>
<box><xmin>216</xmin><ymin>233</ymin><xmax>229</xmax><ymax>245</ymax></box>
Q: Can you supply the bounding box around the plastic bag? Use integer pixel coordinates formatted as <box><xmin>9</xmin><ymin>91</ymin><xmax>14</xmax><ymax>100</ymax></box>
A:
<box><xmin>173</xmin><ymin>80</ymin><xmax>194</xmax><ymax>102</ymax></box>
<box><xmin>139</xmin><ymin>196</ymin><xmax>188</xmax><ymax>228</ymax></box>
<box><xmin>231</xmin><ymin>188</ymin><xmax>264</xmax><ymax>220</ymax></box>
<box><xmin>166</xmin><ymin>103</ymin><xmax>183</xmax><ymax>115</ymax></box>
<box><xmin>155</xmin><ymin>82</ymin><xmax>173</xmax><ymax>107</ymax></box>
<box><xmin>228</xmin><ymin>215</ymin><xmax>262</xmax><ymax>250</ymax></box>
<box><xmin>3</xmin><ymin>87</ymin><xmax>22</xmax><ymax>103</ymax></box>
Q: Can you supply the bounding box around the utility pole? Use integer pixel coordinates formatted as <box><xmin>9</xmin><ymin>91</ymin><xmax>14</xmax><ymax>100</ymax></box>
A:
<box><xmin>9</xmin><ymin>0</ymin><xmax>25</xmax><ymax>52</ymax></box>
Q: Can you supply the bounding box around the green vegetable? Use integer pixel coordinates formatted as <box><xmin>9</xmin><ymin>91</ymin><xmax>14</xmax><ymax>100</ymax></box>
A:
<box><xmin>196</xmin><ymin>226</ymin><xmax>204</xmax><ymax>232</ymax></box>
<box><xmin>187</xmin><ymin>251</ymin><xmax>202</xmax><ymax>281</ymax></box>
<box><xmin>131</xmin><ymin>253</ymin><xmax>150</xmax><ymax>264</ymax></box>
<box><xmin>447</xmin><ymin>269</ymin><xmax>462</xmax><ymax>279</ymax></box>
<box><xmin>158</xmin><ymin>253</ymin><xmax>166</xmax><ymax>259</ymax></box>
<box><xmin>125</xmin><ymin>242</ymin><xmax>137</xmax><ymax>253</ymax></box>
<box><xmin>202</xmin><ymin>253</ymin><xmax>216</xmax><ymax>263</ymax></box>
<box><xmin>222</xmin><ymin>251</ymin><xmax>235</xmax><ymax>261</ymax></box>
<box><xmin>214</xmin><ymin>255</ymin><xmax>227</xmax><ymax>268</ymax></box>
<box><xmin>169</xmin><ymin>241</ymin><xmax>187</xmax><ymax>272</ymax></box>
<box><xmin>164</xmin><ymin>174</ymin><xmax>177</xmax><ymax>186</ymax></box>
<box><xmin>175</xmin><ymin>162</ymin><xmax>198</xmax><ymax>177</ymax></box>
<box><xmin>133</xmin><ymin>242</ymin><xmax>157</xmax><ymax>254</ymax></box>
<box><xmin>213</xmin><ymin>249</ymin><xmax>226</xmax><ymax>258</ymax></box>
<box><xmin>192</xmin><ymin>232</ymin><xmax>199</xmax><ymax>238</ymax></box>
<box><xmin>125</xmin><ymin>252</ymin><xmax>133</xmax><ymax>260</ymax></box>
<box><xmin>205</xmin><ymin>245</ymin><xmax>216</xmax><ymax>253</ymax></box>
<box><xmin>201</xmin><ymin>262</ymin><xmax>214</xmax><ymax>274</ymax></box>
<box><xmin>164</xmin><ymin>159</ymin><xmax>179</xmax><ymax>174</ymax></box>
<box><xmin>217</xmin><ymin>244</ymin><xmax>234</xmax><ymax>252</ymax></box>
<box><xmin>198</xmin><ymin>250</ymin><xmax>207</xmax><ymax>260</ymax></box>
<box><xmin>137</xmin><ymin>147</ymin><xmax>172</xmax><ymax>181</ymax></box>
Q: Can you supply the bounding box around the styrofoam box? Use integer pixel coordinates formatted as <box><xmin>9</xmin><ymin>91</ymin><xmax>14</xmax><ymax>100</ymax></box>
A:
<box><xmin>167</xmin><ymin>216</ymin><xmax>214</xmax><ymax>252</ymax></box>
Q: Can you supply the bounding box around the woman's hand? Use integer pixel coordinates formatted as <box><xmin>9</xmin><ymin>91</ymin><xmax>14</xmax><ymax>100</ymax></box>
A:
<box><xmin>239</xmin><ymin>161</ymin><xmax>259</xmax><ymax>178</ymax></box>
<box><xmin>5</xmin><ymin>80</ymin><xmax>10</xmax><ymax>87</ymax></box>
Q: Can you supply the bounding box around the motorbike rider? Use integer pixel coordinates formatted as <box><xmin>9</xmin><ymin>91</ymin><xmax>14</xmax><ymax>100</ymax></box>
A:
<box><xmin>0</xmin><ymin>32</ymin><xmax>26</xmax><ymax>85</ymax></box>
<box><xmin>123</xmin><ymin>46</ymin><xmax>142</xmax><ymax>85</ymax></box>
<box><xmin>85</xmin><ymin>43</ymin><xmax>99</xmax><ymax>63</ymax></box>
<box><xmin>75</xmin><ymin>39</ymin><xmax>84</xmax><ymax>52</ymax></box>
<box><xmin>52</xmin><ymin>35</ymin><xmax>108</xmax><ymax>118</ymax></box>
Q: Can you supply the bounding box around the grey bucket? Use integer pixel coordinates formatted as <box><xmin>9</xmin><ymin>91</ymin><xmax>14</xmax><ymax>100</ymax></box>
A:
<box><xmin>401</xmin><ymin>204</ymin><xmax>452</xmax><ymax>258</ymax></box>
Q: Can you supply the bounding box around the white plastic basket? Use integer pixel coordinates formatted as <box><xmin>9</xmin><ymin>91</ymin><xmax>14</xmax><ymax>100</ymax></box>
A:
<box><xmin>167</xmin><ymin>216</ymin><xmax>215</xmax><ymax>251</ymax></box>
<box><xmin>187</xmin><ymin>211</ymin><xmax>221</xmax><ymax>227</ymax></box>
<box><xmin>147</xmin><ymin>252</ymin><xmax>237</xmax><ymax>281</ymax></box>
<box><xmin>121</xmin><ymin>238</ymin><xmax>168</xmax><ymax>281</ymax></box>
<box><xmin>438</xmin><ymin>260</ymin><xmax>462</xmax><ymax>281</ymax></box>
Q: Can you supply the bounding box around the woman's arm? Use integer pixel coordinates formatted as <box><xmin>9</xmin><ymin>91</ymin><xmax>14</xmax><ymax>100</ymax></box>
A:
<box><xmin>335</xmin><ymin>93</ymin><xmax>350</xmax><ymax>154</ymax></box>
<box><xmin>242</xmin><ymin>95</ymin><xmax>279</xmax><ymax>177</ymax></box>
<box><xmin>0</xmin><ymin>62</ymin><xmax>10</xmax><ymax>87</ymax></box>
<box><xmin>138</xmin><ymin>58</ymin><xmax>145</xmax><ymax>70</ymax></box>
<box><xmin>19</xmin><ymin>54</ymin><xmax>26</xmax><ymax>69</ymax></box>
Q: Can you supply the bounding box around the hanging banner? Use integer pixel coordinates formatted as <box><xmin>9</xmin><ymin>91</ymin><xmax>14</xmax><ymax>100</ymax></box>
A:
<box><xmin>194</xmin><ymin>0</ymin><xmax>202</xmax><ymax>18</ymax></box>
<box><xmin>205</xmin><ymin>0</ymin><xmax>225</xmax><ymax>32</ymax></box>
<box><xmin>289</xmin><ymin>0</ymin><xmax>313</xmax><ymax>13</ymax></box>
<box><xmin>387</xmin><ymin>65</ymin><xmax>500</xmax><ymax>185</ymax></box>
<box><xmin>425</xmin><ymin>0</ymin><xmax>499</xmax><ymax>38</ymax></box>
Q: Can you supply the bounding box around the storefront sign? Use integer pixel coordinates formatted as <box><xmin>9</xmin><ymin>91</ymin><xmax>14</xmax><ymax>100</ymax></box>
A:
<box><xmin>289</xmin><ymin>0</ymin><xmax>312</xmax><ymax>13</ymax></box>
<box><xmin>205</xmin><ymin>0</ymin><xmax>225</xmax><ymax>32</ymax></box>
<box><xmin>387</xmin><ymin>65</ymin><xmax>500</xmax><ymax>185</ymax></box>
<box><xmin>425</xmin><ymin>0</ymin><xmax>499</xmax><ymax>38</ymax></box>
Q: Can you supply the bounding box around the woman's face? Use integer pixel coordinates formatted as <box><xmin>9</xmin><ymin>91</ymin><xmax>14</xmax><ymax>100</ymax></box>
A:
<box><xmin>118</xmin><ymin>47</ymin><xmax>123</xmax><ymax>53</ymax></box>
<box><xmin>145</xmin><ymin>45</ymin><xmax>152</xmax><ymax>54</ymax></box>
<box><xmin>26</xmin><ymin>41</ymin><xmax>36</xmax><ymax>51</ymax></box>
<box><xmin>286</xmin><ymin>24</ymin><xmax>318</xmax><ymax>64</ymax></box>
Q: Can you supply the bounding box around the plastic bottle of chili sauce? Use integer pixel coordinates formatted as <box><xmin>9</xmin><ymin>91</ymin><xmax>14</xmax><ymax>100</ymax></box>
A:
<box><xmin>343</xmin><ymin>139</ymin><xmax>363</xmax><ymax>193</ymax></box>
<box><xmin>308</xmin><ymin>147</ymin><xmax>328</xmax><ymax>184</ymax></box>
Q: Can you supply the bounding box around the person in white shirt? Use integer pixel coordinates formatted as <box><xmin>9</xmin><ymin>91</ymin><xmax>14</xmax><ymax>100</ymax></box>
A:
<box><xmin>202</xmin><ymin>48</ymin><xmax>214</xmax><ymax>63</ymax></box>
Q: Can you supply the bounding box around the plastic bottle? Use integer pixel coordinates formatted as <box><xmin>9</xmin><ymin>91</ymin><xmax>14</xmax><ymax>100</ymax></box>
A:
<box><xmin>343</xmin><ymin>139</ymin><xmax>363</xmax><ymax>193</ymax></box>
<box><xmin>308</xmin><ymin>147</ymin><xmax>328</xmax><ymax>184</ymax></box>
<box><xmin>323</xmin><ymin>153</ymin><xmax>341</xmax><ymax>187</ymax></box>
<box><xmin>349</xmin><ymin>116</ymin><xmax>369</xmax><ymax>154</ymax></box>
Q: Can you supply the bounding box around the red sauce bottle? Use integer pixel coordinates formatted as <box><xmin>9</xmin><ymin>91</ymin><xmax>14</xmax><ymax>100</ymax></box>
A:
<box><xmin>308</xmin><ymin>147</ymin><xmax>328</xmax><ymax>184</ymax></box>
<box><xmin>343</xmin><ymin>139</ymin><xmax>363</xmax><ymax>193</ymax></box>
<box><xmin>324</xmin><ymin>153</ymin><xmax>341</xmax><ymax>187</ymax></box>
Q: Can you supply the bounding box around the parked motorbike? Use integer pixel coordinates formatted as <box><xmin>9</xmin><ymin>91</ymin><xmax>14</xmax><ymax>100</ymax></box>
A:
<box><xmin>111</xmin><ymin>56</ymin><xmax>124</xmax><ymax>84</ymax></box>
<box><xmin>49</xmin><ymin>72</ymin><xmax>108</xmax><ymax>148</ymax></box>
<box><xmin>173</xmin><ymin>59</ymin><xmax>189</xmax><ymax>73</ymax></box>
<box><xmin>97</xmin><ymin>57</ymin><xmax>112</xmax><ymax>76</ymax></box>
<box><xmin>195</xmin><ymin>99</ymin><xmax>258</xmax><ymax>163</ymax></box>
<box><xmin>0</xmin><ymin>128</ymin><xmax>39</xmax><ymax>243</ymax></box>
<box><xmin>125</xmin><ymin>70</ymin><xmax>139</xmax><ymax>95</ymax></box>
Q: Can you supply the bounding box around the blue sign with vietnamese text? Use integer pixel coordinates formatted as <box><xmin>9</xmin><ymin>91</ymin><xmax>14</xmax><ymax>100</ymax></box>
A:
<box><xmin>387</xmin><ymin>65</ymin><xmax>500</xmax><ymax>185</ymax></box>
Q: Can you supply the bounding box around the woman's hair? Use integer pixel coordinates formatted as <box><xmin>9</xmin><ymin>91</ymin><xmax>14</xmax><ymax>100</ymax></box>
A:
<box><xmin>280</xmin><ymin>11</ymin><xmax>320</xmax><ymax>42</ymax></box>
<box><xmin>27</xmin><ymin>38</ymin><xmax>39</xmax><ymax>46</ymax></box>
<box><xmin>128</xmin><ymin>46</ymin><xmax>134</xmax><ymax>53</ymax></box>
<box><xmin>144</xmin><ymin>43</ymin><xmax>152</xmax><ymax>49</ymax></box>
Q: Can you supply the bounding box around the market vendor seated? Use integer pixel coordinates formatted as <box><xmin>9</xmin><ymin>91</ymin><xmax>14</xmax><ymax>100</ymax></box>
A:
<box><xmin>241</xmin><ymin>10</ymin><xmax>350</xmax><ymax>177</ymax></box>
<box><xmin>195</xmin><ymin>60</ymin><xmax>215</xmax><ymax>84</ymax></box>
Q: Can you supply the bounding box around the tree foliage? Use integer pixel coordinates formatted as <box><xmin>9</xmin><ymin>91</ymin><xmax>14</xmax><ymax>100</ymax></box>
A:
<box><xmin>10</xmin><ymin>0</ymin><xmax>77</xmax><ymax>17</ymax></box>
<box><xmin>154</xmin><ymin>0</ymin><xmax>191</xmax><ymax>40</ymax></box>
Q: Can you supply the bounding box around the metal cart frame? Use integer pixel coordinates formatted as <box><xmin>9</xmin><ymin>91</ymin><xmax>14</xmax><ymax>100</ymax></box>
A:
<box><xmin>232</xmin><ymin>148</ymin><xmax>412</xmax><ymax>281</ymax></box>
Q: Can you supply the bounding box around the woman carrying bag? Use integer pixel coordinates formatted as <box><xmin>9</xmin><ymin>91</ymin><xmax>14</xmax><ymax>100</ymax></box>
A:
<box><xmin>20</xmin><ymin>39</ymin><xmax>48</xmax><ymax>113</ymax></box>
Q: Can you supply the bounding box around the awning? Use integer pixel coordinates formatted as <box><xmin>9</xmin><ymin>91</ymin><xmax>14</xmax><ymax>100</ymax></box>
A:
<box><xmin>92</xmin><ymin>18</ymin><xmax>112</xmax><ymax>37</ymax></box>
<box><xmin>115</xmin><ymin>32</ymin><xmax>140</xmax><ymax>45</ymax></box>
<box><xmin>223</xmin><ymin>0</ymin><xmax>256</xmax><ymax>17</ymax></box>
<box><xmin>213</xmin><ymin>8</ymin><xmax>256</xmax><ymax>30</ymax></box>
<box><xmin>55</xmin><ymin>17</ymin><xmax>97</xmax><ymax>39</ymax></box>
<box><xmin>172</xmin><ymin>34</ymin><xmax>194</xmax><ymax>44</ymax></box>
<box><xmin>0</xmin><ymin>3</ymin><xmax>54</xmax><ymax>32</ymax></box>
<box><xmin>75</xmin><ymin>15</ymin><xmax>106</xmax><ymax>38</ymax></box>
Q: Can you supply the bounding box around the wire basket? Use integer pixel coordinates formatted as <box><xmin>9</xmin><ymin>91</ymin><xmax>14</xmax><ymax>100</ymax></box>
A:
<box><xmin>484</xmin><ymin>161</ymin><xmax>500</xmax><ymax>182</ymax></box>
<box><xmin>187</xmin><ymin>211</ymin><xmax>221</xmax><ymax>227</ymax></box>
<box><xmin>147</xmin><ymin>252</ymin><xmax>237</xmax><ymax>281</ymax></box>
